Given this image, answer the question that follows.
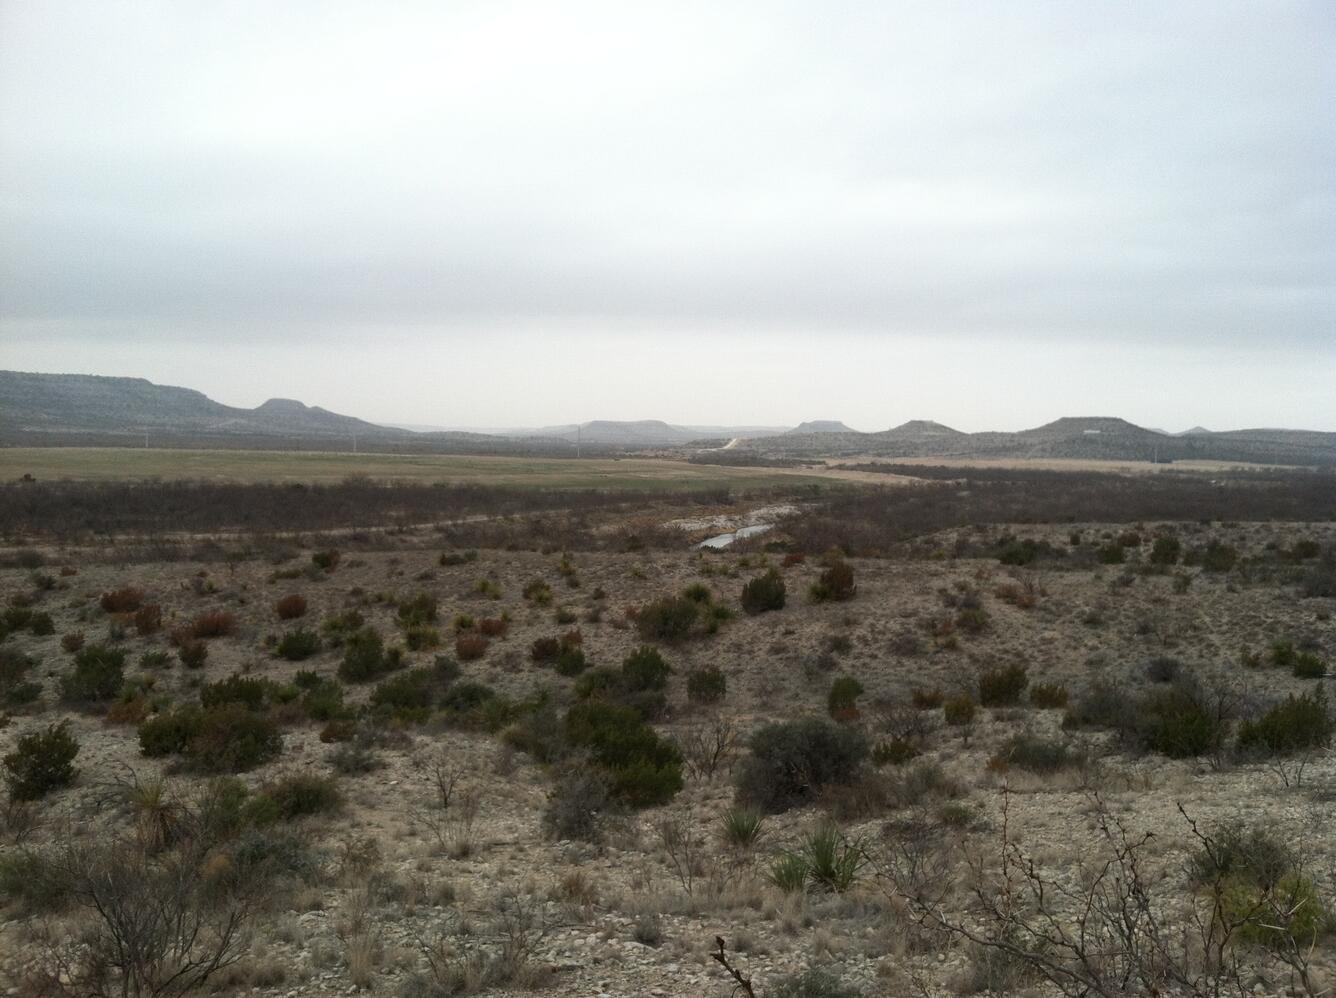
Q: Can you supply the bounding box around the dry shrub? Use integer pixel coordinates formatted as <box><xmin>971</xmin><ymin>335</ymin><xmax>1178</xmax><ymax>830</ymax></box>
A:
<box><xmin>100</xmin><ymin>587</ymin><xmax>144</xmax><ymax>614</ymax></box>
<box><xmin>478</xmin><ymin>617</ymin><xmax>507</xmax><ymax>637</ymax></box>
<box><xmin>61</xmin><ymin>632</ymin><xmax>86</xmax><ymax>653</ymax></box>
<box><xmin>184</xmin><ymin>611</ymin><xmax>237</xmax><ymax>641</ymax></box>
<box><xmin>133</xmin><ymin>604</ymin><xmax>162</xmax><ymax>636</ymax></box>
<box><xmin>994</xmin><ymin>582</ymin><xmax>1037</xmax><ymax>609</ymax></box>
<box><xmin>455</xmin><ymin>633</ymin><xmax>488</xmax><ymax>661</ymax></box>
<box><xmin>274</xmin><ymin>594</ymin><xmax>307</xmax><ymax>620</ymax></box>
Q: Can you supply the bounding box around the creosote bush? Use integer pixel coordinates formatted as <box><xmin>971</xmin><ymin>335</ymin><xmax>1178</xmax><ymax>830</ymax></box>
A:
<box><xmin>4</xmin><ymin>722</ymin><xmax>79</xmax><ymax>801</ymax></box>
<box><xmin>740</xmin><ymin>568</ymin><xmax>786</xmax><ymax>614</ymax></box>
<box><xmin>338</xmin><ymin>627</ymin><xmax>402</xmax><ymax>683</ymax></box>
<box><xmin>827</xmin><ymin>676</ymin><xmax>864</xmax><ymax>718</ymax></box>
<box><xmin>1237</xmin><ymin>685</ymin><xmax>1333</xmax><ymax>758</ymax></box>
<box><xmin>978</xmin><ymin>664</ymin><xmax>1028</xmax><ymax>706</ymax></box>
<box><xmin>943</xmin><ymin>695</ymin><xmax>976</xmax><ymax>727</ymax></box>
<box><xmin>636</xmin><ymin>596</ymin><xmax>700</xmax><ymax>642</ymax></box>
<box><xmin>810</xmin><ymin>559</ymin><xmax>855</xmax><ymax>602</ymax></box>
<box><xmin>276</xmin><ymin>628</ymin><xmax>321</xmax><ymax>661</ymax></box>
<box><xmin>736</xmin><ymin>717</ymin><xmax>867</xmax><ymax>813</ymax></box>
<box><xmin>60</xmin><ymin>644</ymin><xmax>126</xmax><ymax>703</ymax></box>
<box><xmin>563</xmin><ymin>700</ymin><xmax>683</xmax><ymax>807</ymax></box>
<box><xmin>686</xmin><ymin>666</ymin><xmax>726</xmax><ymax>704</ymax></box>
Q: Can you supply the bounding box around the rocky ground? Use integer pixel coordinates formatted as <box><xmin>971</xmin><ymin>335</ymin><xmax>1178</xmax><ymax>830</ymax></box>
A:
<box><xmin>1</xmin><ymin>516</ymin><xmax>1334</xmax><ymax>996</ymax></box>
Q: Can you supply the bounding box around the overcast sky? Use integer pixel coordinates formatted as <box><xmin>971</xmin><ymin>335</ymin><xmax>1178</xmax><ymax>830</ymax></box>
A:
<box><xmin>2</xmin><ymin>1</ymin><xmax>1333</xmax><ymax>431</ymax></box>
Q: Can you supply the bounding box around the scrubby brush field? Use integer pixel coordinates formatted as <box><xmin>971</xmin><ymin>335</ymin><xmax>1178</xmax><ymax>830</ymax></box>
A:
<box><xmin>1</xmin><ymin>471</ymin><xmax>1335</xmax><ymax>997</ymax></box>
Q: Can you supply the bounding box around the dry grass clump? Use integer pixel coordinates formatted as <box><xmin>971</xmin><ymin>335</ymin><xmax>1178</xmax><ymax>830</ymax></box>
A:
<box><xmin>99</xmin><ymin>586</ymin><xmax>145</xmax><ymax>613</ymax></box>
<box><xmin>275</xmin><ymin>594</ymin><xmax>307</xmax><ymax>620</ymax></box>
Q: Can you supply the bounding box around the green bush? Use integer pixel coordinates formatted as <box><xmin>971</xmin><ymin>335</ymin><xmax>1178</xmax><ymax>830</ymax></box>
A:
<box><xmin>735</xmin><ymin>717</ymin><xmax>867</xmax><ymax>813</ymax></box>
<box><xmin>291</xmin><ymin>677</ymin><xmax>345</xmax><ymax>722</ymax></box>
<box><xmin>978</xmin><ymin>664</ymin><xmax>1028</xmax><ymax>706</ymax></box>
<box><xmin>768</xmin><ymin>969</ymin><xmax>865</xmax><ymax>998</ymax></box>
<box><xmin>810</xmin><ymin>560</ymin><xmax>855</xmax><ymax>602</ymax></box>
<box><xmin>320</xmin><ymin>610</ymin><xmax>365</xmax><ymax>646</ymax></box>
<box><xmin>396</xmin><ymin>592</ymin><xmax>438</xmax><ymax>627</ymax></box>
<box><xmin>827</xmin><ymin>676</ymin><xmax>864</xmax><ymax>717</ymax></box>
<box><xmin>943</xmin><ymin>695</ymin><xmax>977</xmax><ymax>726</ymax></box>
<box><xmin>621</xmin><ymin>645</ymin><xmax>670</xmax><ymax>692</ymax></box>
<box><xmin>338</xmin><ymin>627</ymin><xmax>401</xmax><ymax>683</ymax></box>
<box><xmin>740</xmin><ymin>569</ymin><xmax>786</xmax><ymax>614</ymax></box>
<box><xmin>261</xmin><ymin>774</ymin><xmax>342</xmax><ymax>820</ymax></box>
<box><xmin>4</xmin><ymin>722</ymin><xmax>79</xmax><ymax>801</ymax></box>
<box><xmin>277</xmin><ymin>628</ymin><xmax>321</xmax><ymax>661</ymax></box>
<box><xmin>1186</xmin><ymin>541</ymin><xmax>1238</xmax><ymax>573</ymax></box>
<box><xmin>1293</xmin><ymin>652</ymin><xmax>1327</xmax><ymax>679</ymax></box>
<box><xmin>1029</xmin><ymin>682</ymin><xmax>1068</xmax><ymax>708</ymax></box>
<box><xmin>1150</xmin><ymin>536</ymin><xmax>1181</xmax><ymax>565</ymax></box>
<box><xmin>0</xmin><ymin>649</ymin><xmax>37</xmax><ymax>707</ymax></box>
<box><xmin>200</xmin><ymin>673</ymin><xmax>277</xmax><ymax>711</ymax></box>
<box><xmin>523</xmin><ymin>578</ymin><xmax>553</xmax><ymax>605</ymax></box>
<box><xmin>29</xmin><ymin>612</ymin><xmax>54</xmax><ymax>636</ymax></box>
<box><xmin>1237</xmin><ymin>686</ymin><xmax>1333</xmax><ymax>757</ymax></box>
<box><xmin>554</xmin><ymin>645</ymin><xmax>588</xmax><ymax>677</ymax></box>
<box><xmin>636</xmin><ymin>596</ymin><xmax>699</xmax><ymax>642</ymax></box>
<box><xmin>187</xmin><ymin>704</ymin><xmax>283</xmax><ymax>773</ymax></box>
<box><xmin>686</xmin><ymin>666</ymin><xmax>726</xmax><ymax>704</ymax></box>
<box><xmin>988</xmin><ymin>734</ymin><xmax>1082</xmax><ymax>774</ymax></box>
<box><xmin>872</xmin><ymin>738</ymin><xmax>919</xmax><ymax>766</ymax></box>
<box><xmin>311</xmin><ymin>549</ymin><xmax>340</xmax><ymax>572</ymax></box>
<box><xmin>59</xmin><ymin>644</ymin><xmax>126</xmax><ymax>702</ymax></box>
<box><xmin>1138</xmin><ymin>686</ymin><xmax>1222</xmax><ymax>758</ymax></box>
<box><xmin>564</xmin><ymin>700</ymin><xmax>683</xmax><ymax>807</ymax></box>
<box><xmin>1098</xmin><ymin>542</ymin><xmax>1125</xmax><ymax>565</ymax></box>
<box><xmin>370</xmin><ymin>667</ymin><xmax>442</xmax><ymax>718</ymax></box>
<box><xmin>138</xmin><ymin>707</ymin><xmax>202</xmax><ymax>757</ymax></box>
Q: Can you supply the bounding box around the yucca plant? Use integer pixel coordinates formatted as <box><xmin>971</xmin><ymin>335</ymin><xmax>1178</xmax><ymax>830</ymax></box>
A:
<box><xmin>800</xmin><ymin>822</ymin><xmax>866</xmax><ymax>893</ymax></box>
<box><xmin>767</xmin><ymin>852</ymin><xmax>809</xmax><ymax>894</ymax></box>
<box><xmin>127</xmin><ymin>775</ymin><xmax>185</xmax><ymax>853</ymax></box>
<box><xmin>720</xmin><ymin>806</ymin><xmax>766</xmax><ymax>850</ymax></box>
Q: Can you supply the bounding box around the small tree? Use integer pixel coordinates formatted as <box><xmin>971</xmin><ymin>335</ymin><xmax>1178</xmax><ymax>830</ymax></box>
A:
<box><xmin>740</xmin><ymin>569</ymin><xmax>786</xmax><ymax>614</ymax></box>
<box><xmin>4</xmin><ymin>722</ymin><xmax>79</xmax><ymax>801</ymax></box>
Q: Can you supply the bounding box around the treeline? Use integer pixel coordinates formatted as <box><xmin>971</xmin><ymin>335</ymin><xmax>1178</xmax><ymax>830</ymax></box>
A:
<box><xmin>0</xmin><ymin>479</ymin><xmax>736</xmax><ymax>540</ymax></box>
<box><xmin>787</xmin><ymin>467</ymin><xmax>1336</xmax><ymax>555</ymax></box>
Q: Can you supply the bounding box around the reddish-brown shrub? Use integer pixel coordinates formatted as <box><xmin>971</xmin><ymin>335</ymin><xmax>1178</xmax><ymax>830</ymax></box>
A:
<box><xmin>61</xmin><ymin>632</ymin><xmax>86</xmax><ymax>653</ymax></box>
<box><xmin>455</xmin><ymin>632</ymin><xmax>488</xmax><ymax>661</ymax></box>
<box><xmin>105</xmin><ymin>697</ymin><xmax>151</xmax><ymax>726</ymax></box>
<box><xmin>531</xmin><ymin>636</ymin><xmax>559</xmax><ymax>662</ymax></box>
<box><xmin>100</xmin><ymin>587</ymin><xmax>144</xmax><ymax>613</ymax></box>
<box><xmin>559</xmin><ymin>628</ymin><xmax>583</xmax><ymax>649</ymax></box>
<box><xmin>178</xmin><ymin>640</ymin><xmax>208</xmax><ymax>669</ymax></box>
<box><xmin>479</xmin><ymin>617</ymin><xmax>507</xmax><ymax>637</ymax></box>
<box><xmin>275</xmin><ymin>594</ymin><xmax>307</xmax><ymax>620</ymax></box>
<box><xmin>187</xmin><ymin>611</ymin><xmax>236</xmax><ymax>640</ymax></box>
<box><xmin>133</xmin><ymin>604</ymin><xmax>162</xmax><ymax>636</ymax></box>
<box><xmin>59</xmin><ymin>566</ymin><xmax>78</xmax><ymax>577</ymax></box>
<box><xmin>782</xmin><ymin>552</ymin><xmax>806</xmax><ymax>568</ymax></box>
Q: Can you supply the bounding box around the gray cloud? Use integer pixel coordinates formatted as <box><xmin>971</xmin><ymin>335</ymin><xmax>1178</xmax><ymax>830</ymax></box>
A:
<box><xmin>2</xmin><ymin>1</ymin><xmax>1334</xmax><ymax>425</ymax></box>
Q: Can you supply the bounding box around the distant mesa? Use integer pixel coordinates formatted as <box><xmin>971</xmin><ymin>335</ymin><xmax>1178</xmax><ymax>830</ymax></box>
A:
<box><xmin>788</xmin><ymin>420</ymin><xmax>855</xmax><ymax>434</ymax></box>
<box><xmin>883</xmin><ymin>420</ymin><xmax>965</xmax><ymax>438</ymax></box>
<box><xmin>1</xmin><ymin>370</ymin><xmax>1332</xmax><ymax>466</ymax></box>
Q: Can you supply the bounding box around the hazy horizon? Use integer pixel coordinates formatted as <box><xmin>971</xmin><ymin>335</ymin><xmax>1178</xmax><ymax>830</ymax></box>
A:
<box><xmin>3</xmin><ymin>3</ymin><xmax>1333</xmax><ymax>432</ymax></box>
